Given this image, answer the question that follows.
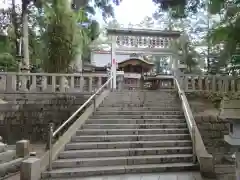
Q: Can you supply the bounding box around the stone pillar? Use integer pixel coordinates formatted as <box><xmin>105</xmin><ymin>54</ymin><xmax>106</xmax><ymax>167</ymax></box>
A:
<box><xmin>16</xmin><ymin>140</ymin><xmax>30</xmax><ymax>158</ymax></box>
<box><xmin>111</xmin><ymin>36</ymin><xmax>117</xmax><ymax>89</ymax></box>
<box><xmin>20</xmin><ymin>158</ymin><xmax>41</xmax><ymax>180</ymax></box>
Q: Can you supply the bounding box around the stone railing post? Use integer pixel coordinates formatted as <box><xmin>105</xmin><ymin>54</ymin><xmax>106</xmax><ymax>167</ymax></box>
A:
<box><xmin>184</xmin><ymin>75</ymin><xmax>189</xmax><ymax>91</ymax></box>
<box><xmin>212</xmin><ymin>76</ymin><xmax>216</xmax><ymax>91</ymax></box>
<box><xmin>97</xmin><ymin>77</ymin><xmax>102</xmax><ymax>89</ymax></box>
<box><xmin>70</xmin><ymin>76</ymin><xmax>75</xmax><ymax>89</ymax></box>
<box><xmin>51</xmin><ymin>75</ymin><xmax>56</xmax><ymax>92</ymax></box>
<box><xmin>41</xmin><ymin>76</ymin><xmax>47</xmax><ymax>91</ymax></box>
<box><xmin>6</xmin><ymin>74</ymin><xmax>16</xmax><ymax>92</ymax></box>
<box><xmin>19</xmin><ymin>75</ymin><xmax>28</xmax><ymax>92</ymax></box>
<box><xmin>59</xmin><ymin>76</ymin><xmax>66</xmax><ymax>92</ymax></box>
<box><xmin>30</xmin><ymin>75</ymin><xmax>37</xmax><ymax>92</ymax></box>
<box><xmin>224</xmin><ymin>77</ymin><xmax>229</xmax><ymax>92</ymax></box>
<box><xmin>88</xmin><ymin>77</ymin><xmax>93</xmax><ymax>92</ymax></box>
<box><xmin>231</xmin><ymin>79</ymin><xmax>235</xmax><ymax>92</ymax></box>
<box><xmin>79</xmin><ymin>76</ymin><xmax>84</xmax><ymax>92</ymax></box>
<box><xmin>198</xmin><ymin>76</ymin><xmax>202</xmax><ymax>91</ymax></box>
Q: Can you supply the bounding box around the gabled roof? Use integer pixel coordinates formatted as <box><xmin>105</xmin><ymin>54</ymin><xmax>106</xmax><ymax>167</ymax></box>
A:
<box><xmin>118</xmin><ymin>57</ymin><xmax>154</xmax><ymax>65</ymax></box>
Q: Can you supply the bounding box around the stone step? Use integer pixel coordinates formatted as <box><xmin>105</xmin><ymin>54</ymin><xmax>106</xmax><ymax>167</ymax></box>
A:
<box><xmin>102</xmin><ymin>102</ymin><xmax>180</xmax><ymax>106</ymax></box>
<box><xmin>65</xmin><ymin>140</ymin><xmax>192</xmax><ymax>150</ymax></box>
<box><xmin>97</xmin><ymin>107</ymin><xmax>181</xmax><ymax>111</ymax></box>
<box><xmin>76</xmin><ymin>128</ymin><xmax>189</xmax><ymax>135</ymax></box>
<box><xmin>52</xmin><ymin>154</ymin><xmax>194</xmax><ymax>168</ymax></box>
<box><xmin>86</xmin><ymin>119</ymin><xmax>186</xmax><ymax>125</ymax></box>
<box><xmin>103</xmin><ymin>98</ymin><xmax>178</xmax><ymax>101</ymax></box>
<box><xmin>42</xmin><ymin>163</ymin><xmax>198</xmax><ymax>178</ymax></box>
<box><xmin>94</xmin><ymin>111</ymin><xmax>183</xmax><ymax>115</ymax></box>
<box><xmin>82</xmin><ymin>123</ymin><xmax>187</xmax><ymax>129</ymax></box>
<box><xmin>100</xmin><ymin>104</ymin><xmax>181</xmax><ymax>108</ymax></box>
<box><xmin>71</xmin><ymin>134</ymin><xmax>190</xmax><ymax>142</ymax></box>
<box><xmin>59</xmin><ymin>147</ymin><xmax>193</xmax><ymax>159</ymax></box>
<box><xmin>90</xmin><ymin>115</ymin><xmax>185</xmax><ymax>119</ymax></box>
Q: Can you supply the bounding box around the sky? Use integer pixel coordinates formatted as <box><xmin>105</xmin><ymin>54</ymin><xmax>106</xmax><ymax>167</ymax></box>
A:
<box><xmin>114</xmin><ymin>0</ymin><xmax>156</xmax><ymax>25</ymax></box>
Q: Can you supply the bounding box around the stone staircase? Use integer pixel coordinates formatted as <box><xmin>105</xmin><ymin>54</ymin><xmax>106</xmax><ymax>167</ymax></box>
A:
<box><xmin>42</xmin><ymin>90</ymin><xmax>198</xmax><ymax>179</ymax></box>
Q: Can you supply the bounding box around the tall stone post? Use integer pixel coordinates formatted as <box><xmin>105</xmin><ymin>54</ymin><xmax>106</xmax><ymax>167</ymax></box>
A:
<box><xmin>111</xmin><ymin>36</ymin><xmax>117</xmax><ymax>90</ymax></box>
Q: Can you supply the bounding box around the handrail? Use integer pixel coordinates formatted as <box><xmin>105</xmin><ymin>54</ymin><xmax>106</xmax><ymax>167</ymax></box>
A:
<box><xmin>48</xmin><ymin>76</ymin><xmax>113</xmax><ymax>170</ymax></box>
<box><xmin>174</xmin><ymin>76</ymin><xmax>197</xmax><ymax>163</ymax></box>
<box><xmin>53</xmin><ymin>76</ymin><xmax>113</xmax><ymax>137</ymax></box>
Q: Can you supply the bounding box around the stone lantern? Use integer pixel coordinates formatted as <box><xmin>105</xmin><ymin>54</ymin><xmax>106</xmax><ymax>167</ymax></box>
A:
<box><xmin>220</xmin><ymin>99</ymin><xmax>240</xmax><ymax>179</ymax></box>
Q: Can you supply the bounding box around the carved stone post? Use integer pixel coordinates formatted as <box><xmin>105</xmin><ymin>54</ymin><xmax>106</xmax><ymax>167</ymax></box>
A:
<box><xmin>88</xmin><ymin>77</ymin><xmax>93</xmax><ymax>92</ymax></box>
<box><xmin>30</xmin><ymin>75</ymin><xmax>37</xmax><ymax>92</ymax></box>
<box><xmin>79</xmin><ymin>76</ymin><xmax>84</xmax><ymax>92</ymax></box>
<box><xmin>6</xmin><ymin>74</ymin><xmax>16</xmax><ymax>92</ymax></box>
<box><xmin>51</xmin><ymin>75</ymin><xmax>56</xmax><ymax>92</ymax></box>
<box><xmin>41</xmin><ymin>76</ymin><xmax>47</xmax><ymax>91</ymax></box>
<box><xmin>97</xmin><ymin>77</ymin><xmax>102</xmax><ymax>89</ymax></box>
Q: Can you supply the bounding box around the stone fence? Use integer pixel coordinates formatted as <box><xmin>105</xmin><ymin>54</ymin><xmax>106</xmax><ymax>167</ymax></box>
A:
<box><xmin>0</xmin><ymin>72</ymin><xmax>114</xmax><ymax>93</ymax></box>
<box><xmin>180</xmin><ymin>74</ymin><xmax>240</xmax><ymax>93</ymax></box>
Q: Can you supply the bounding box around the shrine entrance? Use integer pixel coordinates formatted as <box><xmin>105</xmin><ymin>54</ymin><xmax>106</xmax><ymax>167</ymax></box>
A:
<box><xmin>117</xmin><ymin>57</ymin><xmax>154</xmax><ymax>89</ymax></box>
<box><xmin>93</xmin><ymin>28</ymin><xmax>181</xmax><ymax>89</ymax></box>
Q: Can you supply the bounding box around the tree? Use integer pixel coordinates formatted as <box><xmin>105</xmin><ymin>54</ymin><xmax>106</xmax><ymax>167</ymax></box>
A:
<box><xmin>171</xmin><ymin>34</ymin><xmax>200</xmax><ymax>73</ymax></box>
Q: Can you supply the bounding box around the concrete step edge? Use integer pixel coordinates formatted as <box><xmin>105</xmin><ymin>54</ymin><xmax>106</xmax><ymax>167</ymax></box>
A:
<box><xmin>42</xmin><ymin>162</ymin><xmax>197</xmax><ymax>175</ymax></box>
<box><xmin>67</xmin><ymin>140</ymin><xmax>192</xmax><ymax>146</ymax></box>
<box><xmin>78</xmin><ymin>128</ymin><xmax>188</xmax><ymax>131</ymax></box>
<box><xmin>72</xmin><ymin>134</ymin><xmax>190</xmax><ymax>138</ymax></box>
<box><xmin>60</xmin><ymin>146</ymin><xmax>193</xmax><ymax>154</ymax></box>
<box><xmin>54</xmin><ymin>154</ymin><xmax>194</xmax><ymax>163</ymax></box>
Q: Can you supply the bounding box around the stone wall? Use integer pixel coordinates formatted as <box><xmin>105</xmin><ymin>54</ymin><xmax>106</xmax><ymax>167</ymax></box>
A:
<box><xmin>187</xmin><ymin>94</ymin><xmax>237</xmax><ymax>165</ymax></box>
<box><xmin>0</xmin><ymin>93</ymin><xmax>90</xmax><ymax>144</ymax></box>
<box><xmin>195</xmin><ymin>115</ymin><xmax>237</xmax><ymax>164</ymax></box>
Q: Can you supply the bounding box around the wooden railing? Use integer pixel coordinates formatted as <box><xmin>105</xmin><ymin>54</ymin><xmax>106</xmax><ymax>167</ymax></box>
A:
<box><xmin>180</xmin><ymin>74</ymin><xmax>240</xmax><ymax>92</ymax></box>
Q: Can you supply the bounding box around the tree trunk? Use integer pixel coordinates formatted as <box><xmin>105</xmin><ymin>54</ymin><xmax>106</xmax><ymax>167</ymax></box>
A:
<box><xmin>22</xmin><ymin>5</ymin><xmax>29</xmax><ymax>70</ymax></box>
<box><xmin>20</xmin><ymin>2</ymin><xmax>30</xmax><ymax>91</ymax></box>
<box><xmin>11</xmin><ymin>0</ymin><xmax>19</xmax><ymax>56</ymax></box>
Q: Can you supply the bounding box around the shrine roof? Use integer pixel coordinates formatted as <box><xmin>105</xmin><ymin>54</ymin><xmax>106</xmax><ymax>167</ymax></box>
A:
<box><xmin>106</xmin><ymin>28</ymin><xmax>181</xmax><ymax>38</ymax></box>
<box><xmin>118</xmin><ymin>58</ymin><xmax>154</xmax><ymax>66</ymax></box>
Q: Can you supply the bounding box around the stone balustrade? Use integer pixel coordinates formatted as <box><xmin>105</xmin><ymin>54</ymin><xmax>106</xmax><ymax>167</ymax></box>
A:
<box><xmin>0</xmin><ymin>72</ymin><xmax>120</xmax><ymax>93</ymax></box>
<box><xmin>2</xmin><ymin>72</ymin><xmax>240</xmax><ymax>93</ymax></box>
<box><xmin>180</xmin><ymin>74</ymin><xmax>240</xmax><ymax>93</ymax></box>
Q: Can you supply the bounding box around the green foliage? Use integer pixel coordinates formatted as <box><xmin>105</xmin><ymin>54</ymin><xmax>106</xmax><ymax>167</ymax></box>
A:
<box><xmin>43</xmin><ymin>0</ymin><xmax>81</xmax><ymax>73</ymax></box>
<box><xmin>0</xmin><ymin>53</ymin><xmax>17</xmax><ymax>71</ymax></box>
<box><xmin>0</xmin><ymin>34</ymin><xmax>18</xmax><ymax>71</ymax></box>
